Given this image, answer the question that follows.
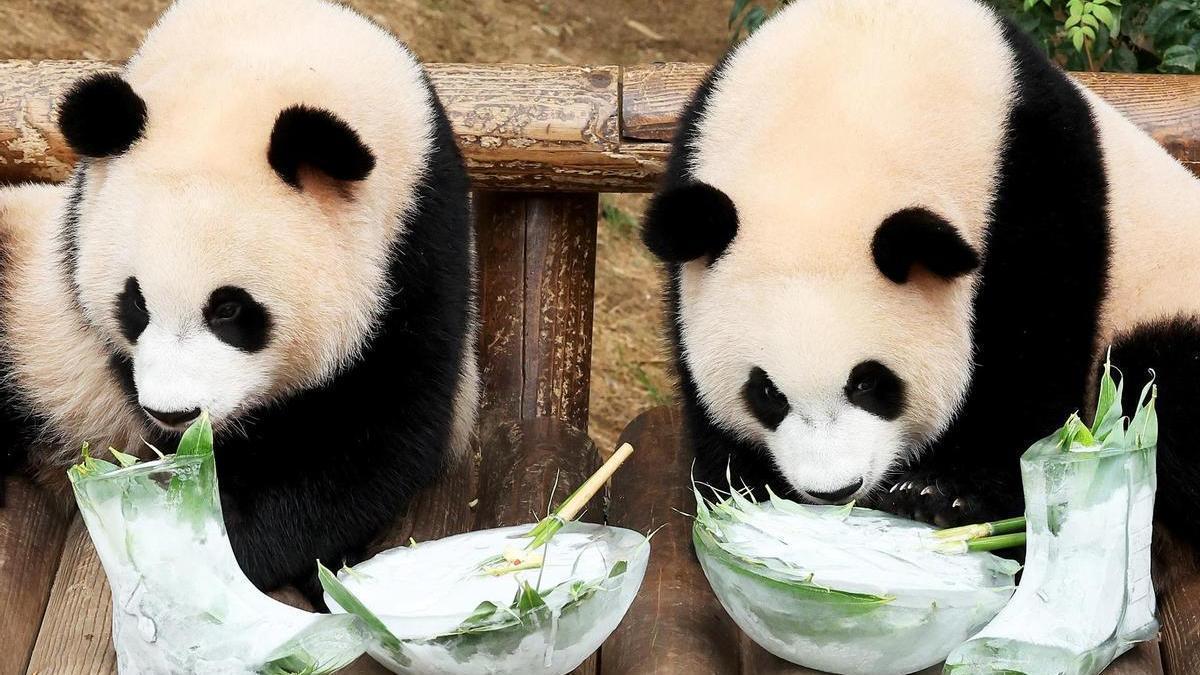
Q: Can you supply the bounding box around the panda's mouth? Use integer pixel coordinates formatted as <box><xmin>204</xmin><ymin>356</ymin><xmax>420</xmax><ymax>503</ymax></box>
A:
<box><xmin>141</xmin><ymin>406</ymin><xmax>202</xmax><ymax>431</ymax></box>
<box><xmin>800</xmin><ymin>477</ymin><xmax>865</xmax><ymax>504</ymax></box>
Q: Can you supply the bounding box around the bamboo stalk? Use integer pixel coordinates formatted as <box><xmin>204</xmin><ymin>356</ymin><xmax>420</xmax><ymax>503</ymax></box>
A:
<box><xmin>934</xmin><ymin>532</ymin><xmax>1027</xmax><ymax>555</ymax></box>
<box><xmin>478</xmin><ymin>443</ymin><xmax>635</xmax><ymax>573</ymax></box>
<box><xmin>933</xmin><ymin>516</ymin><xmax>1027</xmax><ymax>542</ymax></box>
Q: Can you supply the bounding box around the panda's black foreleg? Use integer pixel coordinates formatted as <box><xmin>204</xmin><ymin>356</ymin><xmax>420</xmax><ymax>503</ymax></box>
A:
<box><xmin>869</xmin><ymin>459</ymin><xmax>1023</xmax><ymax>529</ymax></box>
<box><xmin>1112</xmin><ymin>317</ymin><xmax>1200</xmax><ymax>550</ymax></box>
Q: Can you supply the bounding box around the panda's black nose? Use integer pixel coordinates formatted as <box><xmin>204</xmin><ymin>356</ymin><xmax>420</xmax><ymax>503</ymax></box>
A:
<box><xmin>807</xmin><ymin>478</ymin><xmax>864</xmax><ymax>504</ymax></box>
<box><xmin>143</xmin><ymin>406</ymin><xmax>202</xmax><ymax>427</ymax></box>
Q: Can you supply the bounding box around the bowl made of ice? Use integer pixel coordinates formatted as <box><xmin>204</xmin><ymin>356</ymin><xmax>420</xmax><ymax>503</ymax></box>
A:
<box><xmin>325</xmin><ymin>522</ymin><xmax>649</xmax><ymax>675</ymax></box>
<box><xmin>693</xmin><ymin>492</ymin><xmax>1019</xmax><ymax>675</ymax></box>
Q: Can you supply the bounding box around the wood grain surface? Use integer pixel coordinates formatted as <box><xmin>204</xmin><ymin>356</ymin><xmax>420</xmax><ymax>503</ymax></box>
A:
<box><xmin>0</xmin><ymin>477</ymin><xmax>70</xmax><ymax>675</ymax></box>
<box><xmin>5</xmin><ymin>61</ymin><xmax>1200</xmax><ymax>191</ymax></box>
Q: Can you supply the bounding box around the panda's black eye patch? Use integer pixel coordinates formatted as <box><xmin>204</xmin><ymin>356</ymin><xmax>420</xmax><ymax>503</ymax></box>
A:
<box><xmin>115</xmin><ymin>277</ymin><xmax>149</xmax><ymax>343</ymax></box>
<box><xmin>743</xmin><ymin>367</ymin><xmax>790</xmax><ymax>431</ymax></box>
<box><xmin>204</xmin><ymin>286</ymin><xmax>271</xmax><ymax>352</ymax></box>
<box><xmin>845</xmin><ymin>360</ymin><xmax>904</xmax><ymax>420</ymax></box>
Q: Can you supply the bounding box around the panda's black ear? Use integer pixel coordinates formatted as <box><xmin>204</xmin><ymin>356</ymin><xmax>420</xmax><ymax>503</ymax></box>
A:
<box><xmin>872</xmin><ymin>208</ymin><xmax>980</xmax><ymax>283</ymax></box>
<box><xmin>58</xmin><ymin>73</ymin><xmax>148</xmax><ymax>158</ymax></box>
<box><xmin>268</xmin><ymin>105</ymin><xmax>376</xmax><ymax>189</ymax></box>
<box><xmin>642</xmin><ymin>182</ymin><xmax>738</xmax><ymax>264</ymax></box>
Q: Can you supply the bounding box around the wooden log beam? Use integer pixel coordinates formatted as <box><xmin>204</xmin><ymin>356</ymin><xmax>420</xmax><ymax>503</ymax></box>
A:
<box><xmin>5</xmin><ymin>61</ymin><xmax>1200</xmax><ymax>192</ymax></box>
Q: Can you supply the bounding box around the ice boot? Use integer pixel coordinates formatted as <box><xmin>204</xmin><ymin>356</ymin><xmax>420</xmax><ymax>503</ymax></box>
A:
<box><xmin>69</xmin><ymin>415</ymin><xmax>366</xmax><ymax>675</ymax></box>
<box><xmin>944</xmin><ymin>365</ymin><xmax>1158</xmax><ymax>675</ymax></box>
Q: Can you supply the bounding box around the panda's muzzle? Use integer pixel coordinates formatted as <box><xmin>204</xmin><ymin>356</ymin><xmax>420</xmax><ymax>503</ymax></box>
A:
<box><xmin>805</xmin><ymin>477</ymin><xmax>864</xmax><ymax>504</ymax></box>
<box><xmin>143</xmin><ymin>406</ymin><xmax>202</xmax><ymax>429</ymax></box>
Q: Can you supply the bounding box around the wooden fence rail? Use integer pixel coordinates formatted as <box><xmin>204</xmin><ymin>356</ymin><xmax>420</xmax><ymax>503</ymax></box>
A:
<box><xmin>2</xmin><ymin>60</ymin><xmax>1200</xmax><ymax>675</ymax></box>
<box><xmin>4</xmin><ymin>61</ymin><xmax>1200</xmax><ymax>191</ymax></box>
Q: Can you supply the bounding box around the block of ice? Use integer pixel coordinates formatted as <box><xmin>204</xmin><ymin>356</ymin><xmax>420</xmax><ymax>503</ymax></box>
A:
<box><xmin>693</xmin><ymin>488</ymin><xmax>1019</xmax><ymax>675</ymax></box>
<box><xmin>69</xmin><ymin>418</ymin><xmax>367</xmax><ymax>675</ymax></box>
<box><xmin>321</xmin><ymin>522</ymin><xmax>649</xmax><ymax>675</ymax></box>
<box><xmin>944</xmin><ymin>365</ymin><xmax>1158</xmax><ymax>675</ymax></box>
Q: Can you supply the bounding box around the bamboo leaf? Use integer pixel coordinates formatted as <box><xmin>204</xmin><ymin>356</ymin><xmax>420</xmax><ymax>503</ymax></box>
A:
<box><xmin>176</xmin><ymin>412</ymin><xmax>213</xmax><ymax>457</ymax></box>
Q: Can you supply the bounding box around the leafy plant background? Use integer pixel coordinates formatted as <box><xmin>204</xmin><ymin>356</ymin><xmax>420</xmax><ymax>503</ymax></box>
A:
<box><xmin>729</xmin><ymin>0</ymin><xmax>1200</xmax><ymax>73</ymax></box>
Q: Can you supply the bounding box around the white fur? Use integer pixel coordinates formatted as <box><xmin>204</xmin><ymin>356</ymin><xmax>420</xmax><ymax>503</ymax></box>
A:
<box><xmin>1</xmin><ymin>0</ymin><xmax>479</xmax><ymax>473</ymax></box>
<box><xmin>70</xmin><ymin>0</ymin><xmax>440</xmax><ymax>431</ymax></box>
<box><xmin>677</xmin><ymin>0</ymin><xmax>1016</xmax><ymax>499</ymax></box>
<box><xmin>1084</xmin><ymin>87</ymin><xmax>1200</xmax><ymax>362</ymax></box>
<box><xmin>0</xmin><ymin>183</ymin><xmax>151</xmax><ymax>479</ymax></box>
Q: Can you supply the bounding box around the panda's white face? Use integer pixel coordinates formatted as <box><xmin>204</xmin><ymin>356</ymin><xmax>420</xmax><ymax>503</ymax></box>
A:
<box><xmin>678</xmin><ymin>265</ymin><xmax>976</xmax><ymax>503</ymax></box>
<box><xmin>72</xmin><ymin>161</ymin><xmax>378</xmax><ymax>432</ymax></box>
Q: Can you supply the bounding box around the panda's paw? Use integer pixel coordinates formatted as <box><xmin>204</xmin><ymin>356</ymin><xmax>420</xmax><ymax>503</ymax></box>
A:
<box><xmin>869</xmin><ymin>471</ymin><xmax>998</xmax><ymax>529</ymax></box>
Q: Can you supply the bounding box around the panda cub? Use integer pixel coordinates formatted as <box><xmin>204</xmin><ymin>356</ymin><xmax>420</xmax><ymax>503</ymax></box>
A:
<box><xmin>0</xmin><ymin>0</ymin><xmax>479</xmax><ymax>599</ymax></box>
<box><xmin>644</xmin><ymin>0</ymin><xmax>1200</xmax><ymax>545</ymax></box>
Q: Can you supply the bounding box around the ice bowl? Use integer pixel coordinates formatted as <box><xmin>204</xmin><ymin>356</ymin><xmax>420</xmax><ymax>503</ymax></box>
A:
<box><xmin>693</xmin><ymin>489</ymin><xmax>1019</xmax><ymax>675</ymax></box>
<box><xmin>324</xmin><ymin>522</ymin><xmax>649</xmax><ymax>674</ymax></box>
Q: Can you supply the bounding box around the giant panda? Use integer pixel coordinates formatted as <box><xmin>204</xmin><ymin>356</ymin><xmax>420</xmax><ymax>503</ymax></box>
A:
<box><xmin>0</xmin><ymin>0</ymin><xmax>479</xmax><ymax>601</ymax></box>
<box><xmin>643</xmin><ymin>0</ymin><xmax>1200</xmax><ymax>545</ymax></box>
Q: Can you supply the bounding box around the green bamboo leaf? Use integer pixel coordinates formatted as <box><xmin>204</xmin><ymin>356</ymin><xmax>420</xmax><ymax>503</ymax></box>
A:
<box><xmin>109</xmin><ymin>447</ymin><xmax>140</xmax><ymax>468</ymax></box>
<box><xmin>176</xmin><ymin>412</ymin><xmax>213</xmax><ymax>457</ymax></box>
<box><xmin>317</xmin><ymin>562</ymin><xmax>403</xmax><ymax>654</ymax></box>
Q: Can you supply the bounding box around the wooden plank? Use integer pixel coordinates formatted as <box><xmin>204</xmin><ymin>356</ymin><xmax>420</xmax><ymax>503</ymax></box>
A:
<box><xmin>1155</xmin><ymin>529</ymin><xmax>1200</xmax><ymax>675</ymax></box>
<box><xmin>602</xmin><ymin>406</ymin><xmax>742</xmax><ymax>675</ymax></box>
<box><xmin>0</xmin><ymin>477</ymin><xmax>71</xmax><ymax>675</ymax></box>
<box><xmin>1107</xmin><ymin>640</ymin><xmax>1165</xmax><ymax>675</ymax></box>
<box><xmin>0</xmin><ymin>61</ymin><xmax>658</xmax><ymax>192</ymax></box>
<box><xmin>26</xmin><ymin>515</ymin><xmax>116</xmax><ymax>675</ymax></box>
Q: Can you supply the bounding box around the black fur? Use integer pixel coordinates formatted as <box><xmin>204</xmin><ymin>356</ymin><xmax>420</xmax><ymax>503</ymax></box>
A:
<box><xmin>872</xmin><ymin>208</ymin><xmax>980</xmax><ymax>284</ymax></box>
<box><xmin>267</xmin><ymin>105</ymin><xmax>376</xmax><ymax>189</ymax></box>
<box><xmin>743</xmin><ymin>367</ymin><xmax>790</xmax><ymax>431</ymax></box>
<box><xmin>204</xmin><ymin>286</ymin><xmax>272</xmax><ymax>353</ymax></box>
<box><xmin>875</xmin><ymin>22</ymin><xmax>1110</xmax><ymax>527</ymax></box>
<box><xmin>115</xmin><ymin>277</ymin><xmax>149</xmax><ymax>343</ymax></box>
<box><xmin>209</xmin><ymin>77</ymin><xmax>471</xmax><ymax>603</ymax></box>
<box><xmin>642</xmin><ymin>182</ymin><xmax>739</xmax><ymax>264</ymax></box>
<box><xmin>659</xmin><ymin>20</ymin><xmax>1113</xmax><ymax>526</ymax></box>
<box><xmin>845</xmin><ymin>360</ymin><xmax>905</xmax><ymax>421</ymax></box>
<box><xmin>1111</xmin><ymin>318</ymin><xmax>1200</xmax><ymax>545</ymax></box>
<box><xmin>58</xmin><ymin>73</ymin><xmax>148</xmax><ymax>158</ymax></box>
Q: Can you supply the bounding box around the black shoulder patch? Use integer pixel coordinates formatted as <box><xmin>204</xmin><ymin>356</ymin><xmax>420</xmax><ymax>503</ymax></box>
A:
<box><xmin>642</xmin><ymin>182</ymin><xmax>739</xmax><ymax>264</ymax></box>
<box><xmin>267</xmin><ymin>105</ymin><xmax>376</xmax><ymax>189</ymax></box>
<box><xmin>871</xmin><ymin>207</ymin><xmax>980</xmax><ymax>283</ymax></box>
<box><xmin>58</xmin><ymin>73</ymin><xmax>148</xmax><ymax>158</ymax></box>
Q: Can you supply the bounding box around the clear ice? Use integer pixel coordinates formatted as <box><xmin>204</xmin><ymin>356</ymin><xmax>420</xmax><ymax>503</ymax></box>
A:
<box><xmin>944</xmin><ymin>367</ymin><xmax>1159</xmax><ymax>674</ymax></box>
<box><xmin>324</xmin><ymin>522</ymin><xmax>649</xmax><ymax>675</ymax></box>
<box><xmin>70</xmin><ymin>439</ymin><xmax>367</xmax><ymax>675</ymax></box>
<box><xmin>693</xmin><ymin>490</ymin><xmax>1019</xmax><ymax>675</ymax></box>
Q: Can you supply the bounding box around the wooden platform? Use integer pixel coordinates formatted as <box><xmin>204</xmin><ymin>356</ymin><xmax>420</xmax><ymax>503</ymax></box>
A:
<box><xmin>2</xmin><ymin>61</ymin><xmax>1200</xmax><ymax>674</ymax></box>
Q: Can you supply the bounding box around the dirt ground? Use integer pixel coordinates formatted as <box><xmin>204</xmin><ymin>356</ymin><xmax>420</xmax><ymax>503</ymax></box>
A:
<box><xmin>0</xmin><ymin>0</ymin><xmax>732</xmax><ymax>450</ymax></box>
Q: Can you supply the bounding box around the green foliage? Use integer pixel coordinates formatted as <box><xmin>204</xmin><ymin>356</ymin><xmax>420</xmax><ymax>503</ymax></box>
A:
<box><xmin>728</xmin><ymin>0</ymin><xmax>793</xmax><ymax>43</ymax></box>
<box><xmin>728</xmin><ymin>0</ymin><xmax>1200</xmax><ymax>73</ymax></box>
<box><xmin>600</xmin><ymin>199</ymin><xmax>637</xmax><ymax>237</ymax></box>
